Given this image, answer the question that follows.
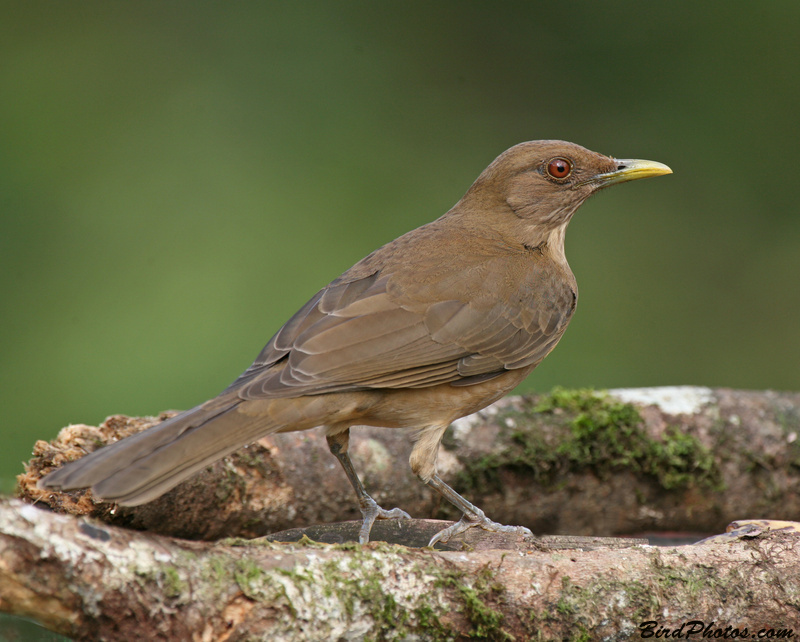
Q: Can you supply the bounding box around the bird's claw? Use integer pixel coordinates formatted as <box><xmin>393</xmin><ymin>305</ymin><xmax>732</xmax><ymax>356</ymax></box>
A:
<box><xmin>358</xmin><ymin>497</ymin><xmax>411</xmax><ymax>544</ymax></box>
<box><xmin>428</xmin><ymin>509</ymin><xmax>533</xmax><ymax>547</ymax></box>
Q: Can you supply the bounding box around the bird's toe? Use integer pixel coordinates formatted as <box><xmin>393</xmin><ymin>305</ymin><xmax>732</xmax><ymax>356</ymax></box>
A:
<box><xmin>357</xmin><ymin>497</ymin><xmax>412</xmax><ymax>544</ymax></box>
<box><xmin>428</xmin><ymin>512</ymin><xmax>533</xmax><ymax>547</ymax></box>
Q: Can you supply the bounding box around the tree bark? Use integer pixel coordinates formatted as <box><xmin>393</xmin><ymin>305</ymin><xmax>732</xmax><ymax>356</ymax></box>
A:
<box><xmin>18</xmin><ymin>386</ymin><xmax>800</xmax><ymax>540</ymax></box>
<box><xmin>5</xmin><ymin>387</ymin><xmax>800</xmax><ymax>639</ymax></box>
<box><xmin>1</xmin><ymin>498</ymin><xmax>798</xmax><ymax>641</ymax></box>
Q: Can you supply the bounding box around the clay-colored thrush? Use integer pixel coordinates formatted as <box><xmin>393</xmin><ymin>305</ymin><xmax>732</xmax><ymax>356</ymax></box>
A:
<box><xmin>39</xmin><ymin>140</ymin><xmax>671</xmax><ymax>546</ymax></box>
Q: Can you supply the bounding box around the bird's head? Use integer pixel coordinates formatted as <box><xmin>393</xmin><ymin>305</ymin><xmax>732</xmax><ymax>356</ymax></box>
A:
<box><xmin>464</xmin><ymin>140</ymin><xmax>672</xmax><ymax>233</ymax></box>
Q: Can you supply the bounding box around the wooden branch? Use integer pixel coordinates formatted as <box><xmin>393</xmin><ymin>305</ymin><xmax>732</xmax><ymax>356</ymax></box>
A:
<box><xmin>18</xmin><ymin>387</ymin><xmax>800</xmax><ymax>539</ymax></box>
<box><xmin>6</xmin><ymin>387</ymin><xmax>800</xmax><ymax>638</ymax></box>
<box><xmin>2</xmin><ymin>498</ymin><xmax>798</xmax><ymax>640</ymax></box>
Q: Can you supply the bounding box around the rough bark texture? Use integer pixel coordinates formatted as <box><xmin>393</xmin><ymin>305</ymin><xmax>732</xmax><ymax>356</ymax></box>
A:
<box><xmin>1</xmin><ymin>498</ymin><xmax>798</xmax><ymax>641</ymax></box>
<box><xmin>5</xmin><ymin>387</ymin><xmax>800</xmax><ymax>639</ymax></box>
<box><xmin>18</xmin><ymin>386</ymin><xmax>800</xmax><ymax>540</ymax></box>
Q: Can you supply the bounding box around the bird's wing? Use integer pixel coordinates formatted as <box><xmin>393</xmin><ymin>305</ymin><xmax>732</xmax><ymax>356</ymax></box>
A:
<box><xmin>232</xmin><ymin>250</ymin><xmax>575</xmax><ymax>399</ymax></box>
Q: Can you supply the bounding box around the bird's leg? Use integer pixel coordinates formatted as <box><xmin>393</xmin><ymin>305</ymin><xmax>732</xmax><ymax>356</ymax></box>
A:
<box><xmin>326</xmin><ymin>429</ymin><xmax>411</xmax><ymax>544</ymax></box>
<box><xmin>410</xmin><ymin>423</ymin><xmax>532</xmax><ymax>547</ymax></box>
<box><xmin>424</xmin><ymin>474</ymin><xmax>533</xmax><ymax>547</ymax></box>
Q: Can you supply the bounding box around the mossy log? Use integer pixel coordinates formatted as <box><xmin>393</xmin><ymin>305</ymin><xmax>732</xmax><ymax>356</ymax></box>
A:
<box><xmin>4</xmin><ymin>386</ymin><xmax>800</xmax><ymax>638</ymax></box>
<box><xmin>1</xmin><ymin>498</ymin><xmax>799</xmax><ymax>640</ymax></box>
<box><xmin>18</xmin><ymin>386</ymin><xmax>800</xmax><ymax>540</ymax></box>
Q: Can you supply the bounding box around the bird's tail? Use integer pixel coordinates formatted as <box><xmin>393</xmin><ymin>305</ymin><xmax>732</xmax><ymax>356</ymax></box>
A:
<box><xmin>38</xmin><ymin>392</ymin><xmax>286</xmax><ymax>506</ymax></box>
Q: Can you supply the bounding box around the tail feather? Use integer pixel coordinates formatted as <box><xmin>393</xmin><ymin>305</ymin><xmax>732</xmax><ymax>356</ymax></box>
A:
<box><xmin>38</xmin><ymin>394</ymin><xmax>281</xmax><ymax>506</ymax></box>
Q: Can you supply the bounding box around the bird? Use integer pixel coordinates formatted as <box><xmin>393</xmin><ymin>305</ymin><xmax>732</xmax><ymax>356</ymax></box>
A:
<box><xmin>39</xmin><ymin>140</ymin><xmax>672</xmax><ymax>547</ymax></box>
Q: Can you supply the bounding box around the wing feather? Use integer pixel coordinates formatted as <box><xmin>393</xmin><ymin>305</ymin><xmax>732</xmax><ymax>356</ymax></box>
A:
<box><xmin>232</xmin><ymin>245</ymin><xmax>576</xmax><ymax>399</ymax></box>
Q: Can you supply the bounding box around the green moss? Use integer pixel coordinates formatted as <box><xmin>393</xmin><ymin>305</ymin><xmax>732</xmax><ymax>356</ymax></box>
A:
<box><xmin>219</xmin><ymin>544</ymin><xmax>416</xmax><ymax>638</ymax></box>
<box><xmin>536</xmin><ymin>548</ymin><xmax>746</xmax><ymax>638</ymax></box>
<box><xmin>129</xmin><ymin>549</ymin><xmax>227</xmax><ymax>612</ymax></box>
<box><xmin>528</xmin><ymin>575</ymin><xmax>596</xmax><ymax>640</ymax></box>
<box><xmin>214</xmin><ymin>461</ymin><xmax>246</xmax><ymax>503</ymax></box>
<box><xmin>220</xmin><ymin>535</ymin><xmax>286</xmax><ymax>549</ymax></box>
<box><xmin>457</xmin><ymin>387</ymin><xmax>722</xmax><ymax>494</ymax></box>
<box><xmin>580</xmin><ymin>548</ymin><xmax>739</xmax><ymax>626</ymax></box>
<box><xmin>341</xmin><ymin>562</ymin><xmax>410</xmax><ymax>633</ymax></box>
<box><xmin>554</xmin><ymin>576</ymin><xmax>589</xmax><ymax>618</ymax></box>
<box><xmin>203</xmin><ymin>554</ymin><xmax>234</xmax><ymax>594</ymax></box>
<box><xmin>235</xmin><ymin>448</ymin><xmax>273</xmax><ymax>474</ymax></box>
<box><xmin>162</xmin><ymin>565</ymin><xmax>186</xmax><ymax>598</ymax></box>
<box><xmin>217</xmin><ymin>542</ymin><xmax>515</xmax><ymax>640</ymax></box>
<box><xmin>131</xmin><ymin>561</ymin><xmax>188</xmax><ymax>601</ymax></box>
<box><xmin>233</xmin><ymin>557</ymin><xmax>280</xmax><ymax>602</ymax></box>
<box><xmin>412</xmin><ymin>603</ymin><xmax>446</xmax><ymax>638</ymax></box>
<box><xmin>435</xmin><ymin>564</ymin><xmax>511</xmax><ymax>641</ymax></box>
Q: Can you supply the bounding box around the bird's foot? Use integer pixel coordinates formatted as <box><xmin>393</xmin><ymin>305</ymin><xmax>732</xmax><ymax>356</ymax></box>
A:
<box><xmin>428</xmin><ymin>507</ymin><xmax>533</xmax><ymax>547</ymax></box>
<box><xmin>357</xmin><ymin>496</ymin><xmax>411</xmax><ymax>544</ymax></box>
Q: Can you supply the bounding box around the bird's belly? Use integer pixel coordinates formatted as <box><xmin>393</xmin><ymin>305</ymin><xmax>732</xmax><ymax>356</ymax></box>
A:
<box><xmin>352</xmin><ymin>365</ymin><xmax>535</xmax><ymax>429</ymax></box>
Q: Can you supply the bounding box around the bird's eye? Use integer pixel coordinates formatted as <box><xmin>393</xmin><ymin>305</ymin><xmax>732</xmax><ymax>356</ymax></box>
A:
<box><xmin>546</xmin><ymin>157</ymin><xmax>573</xmax><ymax>180</ymax></box>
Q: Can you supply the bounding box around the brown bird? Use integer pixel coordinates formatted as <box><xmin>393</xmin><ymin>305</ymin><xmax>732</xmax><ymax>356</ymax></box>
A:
<box><xmin>39</xmin><ymin>140</ymin><xmax>671</xmax><ymax>546</ymax></box>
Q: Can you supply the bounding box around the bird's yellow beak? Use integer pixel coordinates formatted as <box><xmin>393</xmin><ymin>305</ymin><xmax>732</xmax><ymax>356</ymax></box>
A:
<box><xmin>591</xmin><ymin>158</ymin><xmax>672</xmax><ymax>188</ymax></box>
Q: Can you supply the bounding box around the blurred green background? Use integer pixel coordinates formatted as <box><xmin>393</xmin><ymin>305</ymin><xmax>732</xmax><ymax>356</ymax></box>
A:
<box><xmin>2</xmin><ymin>3</ymin><xmax>800</xmax><ymax>636</ymax></box>
<box><xmin>2</xmin><ymin>2</ymin><xmax>800</xmax><ymax>497</ymax></box>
